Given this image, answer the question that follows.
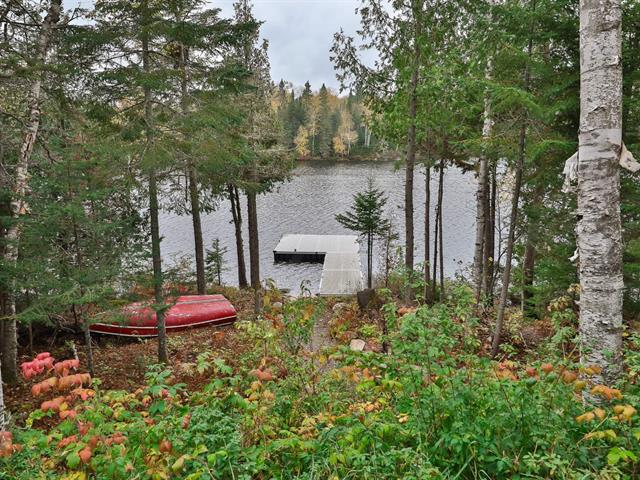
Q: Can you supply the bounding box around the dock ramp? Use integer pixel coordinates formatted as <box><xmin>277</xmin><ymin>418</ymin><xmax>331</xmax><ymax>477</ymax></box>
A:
<box><xmin>273</xmin><ymin>234</ymin><xmax>363</xmax><ymax>296</ymax></box>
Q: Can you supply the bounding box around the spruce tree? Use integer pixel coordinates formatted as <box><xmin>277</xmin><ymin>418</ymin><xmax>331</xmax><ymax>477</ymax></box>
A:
<box><xmin>336</xmin><ymin>179</ymin><xmax>390</xmax><ymax>289</ymax></box>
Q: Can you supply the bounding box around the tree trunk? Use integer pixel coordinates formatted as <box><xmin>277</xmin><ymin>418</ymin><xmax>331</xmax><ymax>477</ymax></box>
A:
<box><xmin>0</xmin><ymin>356</ymin><xmax>5</xmax><ymax>430</ymax></box>
<box><xmin>178</xmin><ymin>42</ymin><xmax>206</xmax><ymax>295</ymax></box>
<box><xmin>2</xmin><ymin>0</ymin><xmax>62</xmax><ymax>383</ymax></box>
<box><xmin>141</xmin><ymin>3</ymin><xmax>168</xmax><ymax>363</ymax></box>
<box><xmin>247</xmin><ymin>191</ymin><xmax>260</xmax><ymax>289</ymax></box>
<box><xmin>0</xmin><ymin>257</ymin><xmax>7</xmax><ymax>426</ymax></box>
<box><xmin>522</xmin><ymin>240</ymin><xmax>536</xmax><ymax>307</ymax></box>
<box><xmin>437</xmin><ymin>159</ymin><xmax>445</xmax><ymax>300</ymax></box>
<box><xmin>521</xmin><ymin>184</ymin><xmax>544</xmax><ymax>315</ymax></box>
<box><xmin>424</xmin><ymin>165</ymin><xmax>432</xmax><ymax>304</ymax></box>
<box><xmin>72</xmin><ymin>221</ymin><xmax>94</xmax><ymax>377</ymax></box>
<box><xmin>367</xmin><ymin>232</ymin><xmax>373</xmax><ymax>289</ymax></box>
<box><xmin>404</xmin><ymin>78</ymin><xmax>416</xmax><ymax>282</ymax></box>
<box><xmin>492</xmin><ymin>127</ymin><xmax>526</xmax><ymax>357</ymax></box>
<box><xmin>482</xmin><ymin>163</ymin><xmax>497</xmax><ymax>298</ymax></box>
<box><xmin>432</xmin><ymin>163</ymin><xmax>443</xmax><ymax>301</ymax></box>
<box><xmin>473</xmin><ymin>159</ymin><xmax>487</xmax><ymax>302</ymax></box>
<box><xmin>473</xmin><ymin>57</ymin><xmax>495</xmax><ymax>303</ymax></box>
<box><xmin>228</xmin><ymin>184</ymin><xmax>248</xmax><ymax>288</ymax></box>
<box><xmin>187</xmin><ymin>167</ymin><xmax>205</xmax><ymax>294</ymax></box>
<box><xmin>81</xmin><ymin>312</ymin><xmax>94</xmax><ymax>376</ymax></box>
<box><xmin>403</xmin><ymin>11</ymin><xmax>421</xmax><ymax>302</ymax></box>
<box><xmin>149</xmin><ymin>172</ymin><xmax>167</xmax><ymax>363</ymax></box>
<box><xmin>247</xmin><ymin>186</ymin><xmax>261</xmax><ymax>313</ymax></box>
<box><xmin>577</xmin><ymin>0</ymin><xmax>624</xmax><ymax>386</ymax></box>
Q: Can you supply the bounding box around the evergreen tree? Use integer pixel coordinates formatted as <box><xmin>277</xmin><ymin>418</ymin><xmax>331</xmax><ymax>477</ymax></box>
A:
<box><xmin>317</xmin><ymin>83</ymin><xmax>332</xmax><ymax>157</ymax></box>
<box><xmin>228</xmin><ymin>0</ymin><xmax>291</xmax><ymax>312</ymax></box>
<box><xmin>336</xmin><ymin>179</ymin><xmax>390</xmax><ymax>289</ymax></box>
<box><xmin>92</xmin><ymin>0</ymin><xmax>175</xmax><ymax>362</ymax></box>
<box><xmin>205</xmin><ymin>239</ymin><xmax>228</xmax><ymax>286</ymax></box>
<box><xmin>161</xmin><ymin>0</ymin><xmax>255</xmax><ymax>295</ymax></box>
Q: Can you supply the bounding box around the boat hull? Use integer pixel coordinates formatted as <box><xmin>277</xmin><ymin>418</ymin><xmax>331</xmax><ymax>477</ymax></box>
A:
<box><xmin>90</xmin><ymin>295</ymin><xmax>237</xmax><ymax>337</ymax></box>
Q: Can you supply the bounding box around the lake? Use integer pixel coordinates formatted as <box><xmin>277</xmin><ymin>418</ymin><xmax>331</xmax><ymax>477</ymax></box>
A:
<box><xmin>160</xmin><ymin>161</ymin><xmax>477</xmax><ymax>294</ymax></box>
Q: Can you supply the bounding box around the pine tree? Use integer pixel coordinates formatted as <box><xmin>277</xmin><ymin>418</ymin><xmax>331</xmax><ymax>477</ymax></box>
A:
<box><xmin>163</xmin><ymin>0</ymin><xmax>254</xmax><ymax>295</ymax></box>
<box><xmin>317</xmin><ymin>83</ymin><xmax>332</xmax><ymax>157</ymax></box>
<box><xmin>205</xmin><ymin>239</ymin><xmax>228</xmax><ymax>286</ymax></box>
<box><xmin>336</xmin><ymin>178</ymin><xmax>390</xmax><ymax>289</ymax></box>
<box><xmin>229</xmin><ymin>0</ymin><xmax>291</xmax><ymax>311</ymax></box>
<box><xmin>92</xmin><ymin>0</ymin><xmax>175</xmax><ymax>362</ymax></box>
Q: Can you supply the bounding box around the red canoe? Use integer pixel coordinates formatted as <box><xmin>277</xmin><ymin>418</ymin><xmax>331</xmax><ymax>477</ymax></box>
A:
<box><xmin>90</xmin><ymin>295</ymin><xmax>237</xmax><ymax>337</ymax></box>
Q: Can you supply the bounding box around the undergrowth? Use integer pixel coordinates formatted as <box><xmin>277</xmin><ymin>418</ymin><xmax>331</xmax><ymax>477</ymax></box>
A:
<box><xmin>3</xmin><ymin>287</ymin><xmax>640</xmax><ymax>479</ymax></box>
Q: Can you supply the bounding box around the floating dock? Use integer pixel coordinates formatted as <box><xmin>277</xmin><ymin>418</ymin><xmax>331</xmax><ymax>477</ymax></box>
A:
<box><xmin>273</xmin><ymin>234</ymin><xmax>363</xmax><ymax>296</ymax></box>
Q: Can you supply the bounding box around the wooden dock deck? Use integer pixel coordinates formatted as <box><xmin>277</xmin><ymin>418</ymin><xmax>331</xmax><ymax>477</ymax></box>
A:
<box><xmin>273</xmin><ymin>234</ymin><xmax>362</xmax><ymax>296</ymax></box>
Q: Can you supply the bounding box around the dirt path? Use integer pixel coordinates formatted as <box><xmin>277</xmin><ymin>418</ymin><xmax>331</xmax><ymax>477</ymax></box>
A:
<box><xmin>307</xmin><ymin>309</ymin><xmax>335</xmax><ymax>353</ymax></box>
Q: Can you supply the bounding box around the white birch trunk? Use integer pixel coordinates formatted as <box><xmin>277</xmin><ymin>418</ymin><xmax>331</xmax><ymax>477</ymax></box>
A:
<box><xmin>2</xmin><ymin>0</ymin><xmax>62</xmax><ymax>383</ymax></box>
<box><xmin>0</xmin><ymin>356</ymin><xmax>6</xmax><ymax>430</ymax></box>
<box><xmin>577</xmin><ymin>0</ymin><xmax>624</xmax><ymax>386</ymax></box>
<box><xmin>473</xmin><ymin>77</ymin><xmax>493</xmax><ymax>300</ymax></box>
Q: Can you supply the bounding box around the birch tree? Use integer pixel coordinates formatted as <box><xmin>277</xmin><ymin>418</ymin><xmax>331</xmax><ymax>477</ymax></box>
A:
<box><xmin>575</xmin><ymin>0</ymin><xmax>626</xmax><ymax>385</ymax></box>
<box><xmin>472</xmin><ymin>66</ymin><xmax>493</xmax><ymax>303</ymax></box>
<box><xmin>472</xmin><ymin>0</ymin><xmax>499</xmax><ymax>304</ymax></box>
<box><xmin>2</xmin><ymin>0</ymin><xmax>62</xmax><ymax>383</ymax></box>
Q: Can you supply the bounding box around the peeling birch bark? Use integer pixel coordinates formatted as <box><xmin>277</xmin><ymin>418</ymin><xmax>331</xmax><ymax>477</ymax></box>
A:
<box><xmin>563</xmin><ymin>142</ymin><xmax>636</xmax><ymax>194</ymax></box>
<box><xmin>619</xmin><ymin>143</ymin><xmax>640</xmax><ymax>172</ymax></box>
<box><xmin>577</xmin><ymin>0</ymin><xmax>624</xmax><ymax>387</ymax></box>
<box><xmin>562</xmin><ymin>151</ymin><xmax>579</xmax><ymax>193</ymax></box>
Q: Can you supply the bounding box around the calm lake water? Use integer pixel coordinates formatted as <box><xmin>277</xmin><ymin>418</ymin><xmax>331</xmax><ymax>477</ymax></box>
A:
<box><xmin>160</xmin><ymin>161</ymin><xmax>477</xmax><ymax>294</ymax></box>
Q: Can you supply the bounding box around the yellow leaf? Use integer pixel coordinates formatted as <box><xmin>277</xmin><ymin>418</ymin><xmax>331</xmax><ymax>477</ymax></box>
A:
<box><xmin>593</xmin><ymin>408</ymin><xmax>606</xmax><ymax>420</ymax></box>
<box><xmin>172</xmin><ymin>455</ymin><xmax>188</xmax><ymax>473</ymax></box>
<box><xmin>576</xmin><ymin>412</ymin><xmax>596</xmax><ymax>423</ymax></box>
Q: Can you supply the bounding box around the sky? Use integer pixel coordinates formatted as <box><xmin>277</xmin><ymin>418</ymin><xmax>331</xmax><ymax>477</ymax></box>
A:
<box><xmin>217</xmin><ymin>0</ymin><xmax>365</xmax><ymax>92</ymax></box>
<box><xmin>65</xmin><ymin>0</ymin><xmax>369</xmax><ymax>93</ymax></box>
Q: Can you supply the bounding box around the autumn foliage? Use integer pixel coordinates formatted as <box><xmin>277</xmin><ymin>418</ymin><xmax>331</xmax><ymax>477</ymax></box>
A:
<box><xmin>3</xmin><ymin>294</ymin><xmax>640</xmax><ymax>478</ymax></box>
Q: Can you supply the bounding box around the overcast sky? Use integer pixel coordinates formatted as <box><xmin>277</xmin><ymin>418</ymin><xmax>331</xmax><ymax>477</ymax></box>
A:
<box><xmin>66</xmin><ymin>0</ymin><xmax>368</xmax><ymax>92</ymax></box>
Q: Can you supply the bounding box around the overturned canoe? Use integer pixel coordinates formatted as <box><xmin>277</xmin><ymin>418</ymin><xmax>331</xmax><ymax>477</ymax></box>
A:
<box><xmin>90</xmin><ymin>295</ymin><xmax>237</xmax><ymax>337</ymax></box>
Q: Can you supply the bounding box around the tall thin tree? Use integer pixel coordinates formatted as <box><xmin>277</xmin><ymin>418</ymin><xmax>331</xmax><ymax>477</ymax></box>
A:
<box><xmin>228</xmin><ymin>184</ymin><xmax>248</xmax><ymax>288</ymax></box>
<box><xmin>423</xmin><ymin>163</ymin><xmax>432</xmax><ymax>303</ymax></box>
<box><xmin>140</xmin><ymin>0</ymin><xmax>168</xmax><ymax>363</ymax></box>
<box><xmin>492</xmin><ymin>0</ymin><xmax>535</xmax><ymax>357</ymax></box>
